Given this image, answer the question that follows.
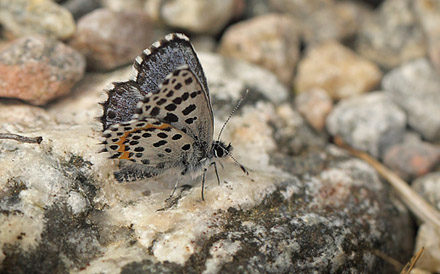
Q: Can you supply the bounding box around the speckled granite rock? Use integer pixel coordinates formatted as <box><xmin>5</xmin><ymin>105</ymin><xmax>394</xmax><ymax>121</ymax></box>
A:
<box><xmin>145</xmin><ymin>0</ymin><xmax>242</xmax><ymax>35</ymax></box>
<box><xmin>0</xmin><ymin>53</ymin><xmax>413</xmax><ymax>273</ymax></box>
<box><xmin>326</xmin><ymin>92</ymin><xmax>406</xmax><ymax>158</ymax></box>
<box><xmin>413</xmin><ymin>172</ymin><xmax>440</xmax><ymax>272</ymax></box>
<box><xmin>62</xmin><ymin>0</ymin><xmax>101</xmax><ymax>20</ymax></box>
<box><xmin>295</xmin><ymin>88</ymin><xmax>333</xmax><ymax>132</ymax></box>
<box><xmin>0</xmin><ymin>36</ymin><xmax>85</xmax><ymax>105</ymax></box>
<box><xmin>69</xmin><ymin>8</ymin><xmax>153</xmax><ymax>71</ymax></box>
<box><xmin>383</xmin><ymin>133</ymin><xmax>440</xmax><ymax>181</ymax></box>
<box><xmin>356</xmin><ymin>0</ymin><xmax>426</xmax><ymax>69</ymax></box>
<box><xmin>219</xmin><ymin>14</ymin><xmax>300</xmax><ymax>86</ymax></box>
<box><xmin>0</xmin><ymin>0</ymin><xmax>75</xmax><ymax>39</ymax></box>
<box><xmin>382</xmin><ymin>58</ymin><xmax>440</xmax><ymax>142</ymax></box>
<box><xmin>295</xmin><ymin>40</ymin><xmax>382</xmax><ymax>100</ymax></box>
<box><xmin>269</xmin><ymin>0</ymin><xmax>370</xmax><ymax>44</ymax></box>
<box><xmin>100</xmin><ymin>0</ymin><xmax>145</xmax><ymax>12</ymax></box>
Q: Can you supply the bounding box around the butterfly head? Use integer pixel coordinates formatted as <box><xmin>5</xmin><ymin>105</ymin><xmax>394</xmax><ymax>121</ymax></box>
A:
<box><xmin>212</xmin><ymin>140</ymin><xmax>232</xmax><ymax>159</ymax></box>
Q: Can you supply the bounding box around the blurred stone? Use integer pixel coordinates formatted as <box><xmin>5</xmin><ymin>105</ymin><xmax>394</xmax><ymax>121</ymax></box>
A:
<box><xmin>294</xmin><ymin>88</ymin><xmax>333</xmax><ymax>132</ymax></box>
<box><xmin>356</xmin><ymin>0</ymin><xmax>426</xmax><ymax>69</ymax></box>
<box><xmin>411</xmin><ymin>172</ymin><xmax>440</xmax><ymax>272</ymax></box>
<box><xmin>295</xmin><ymin>40</ymin><xmax>382</xmax><ymax>100</ymax></box>
<box><xmin>414</xmin><ymin>0</ymin><xmax>440</xmax><ymax>72</ymax></box>
<box><xmin>63</xmin><ymin>0</ymin><xmax>101</xmax><ymax>20</ymax></box>
<box><xmin>269</xmin><ymin>0</ymin><xmax>333</xmax><ymax>15</ymax></box>
<box><xmin>414</xmin><ymin>224</ymin><xmax>440</xmax><ymax>273</ymax></box>
<box><xmin>69</xmin><ymin>8</ymin><xmax>153</xmax><ymax>71</ymax></box>
<box><xmin>271</xmin><ymin>0</ymin><xmax>371</xmax><ymax>44</ymax></box>
<box><xmin>0</xmin><ymin>0</ymin><xmax>75</xmax><ymax>40</ymax></box>
<box><xmin>383</xmin><ymin>134</ymin><xmax>440</xmax><ymax>181</ymax></box>
<box><xmin>326</xmin><ymin>92</ymin><xmax>406</xmax><ymax>158</ymax></box>
<box><xmin>145</xmin><ymin>0</ymin><xmax>242</xmax><ymax>35</ymax></box>
<box><xmin>0</xmin><ymin>36</ymin><xmax>85</xmax><ymax>105</ymax></box>
<box><xmin>100</xmin><ymin>0</ymin><xmax>145</xmax><ymax>11</ymax></box>
<box><xmin>413</xmin><ymin>172</ymin><xmax>440</xmax><ymax>209</ymax></box>
<box><xmin>219</xmin><ymin>14</ymin><xmax>300</xmax><ymax>86</ymax></box>
<box><xmin>382</xmin><ymin>58</ymin><xmax>440</xmax><ymax>142</ymax></box>
<box><xmin>242</xmin><ymin>0</ymin><xmax>272</xmax><ymax>19</ymax></box>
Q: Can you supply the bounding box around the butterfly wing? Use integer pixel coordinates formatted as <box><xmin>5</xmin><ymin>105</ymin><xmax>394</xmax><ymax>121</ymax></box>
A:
<box><xmin>100</xmin><ymin>81</ymin><xmax>143</xmax><ymax>130</ymax></box>
<box><xmin>134</xmin><ymin>33</ymin><xmax>209</xmax><ymax>99</ymax></box>
<box><xmin>135</xmin><ymin>66</ymin><xmax>214</xmax><ymax>156</ymax></box>
<box><xmin>100</xmin><ymin>33</ymin><xmax>210</xmax><ymax>131</ymax></box>
<box><xmin>102</xmin><ymin>118</ymin><xmax>197</xmax><ymax>182</ymax></box>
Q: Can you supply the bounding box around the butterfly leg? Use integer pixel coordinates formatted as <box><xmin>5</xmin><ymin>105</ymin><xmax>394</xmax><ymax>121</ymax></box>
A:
<box><xmin>211</xmin><ymin>162</ymin><xmax>221</xmax><ymax>186</ymax></box>
<box><xmin>201</xmin><ymin>167</ymin><xmax>209</xmax><ymax>201</ymax></box>
<box><xmin>170</xmin><ymin>167</ymin><xmax>188</xmax><ymax>198</ymax></box>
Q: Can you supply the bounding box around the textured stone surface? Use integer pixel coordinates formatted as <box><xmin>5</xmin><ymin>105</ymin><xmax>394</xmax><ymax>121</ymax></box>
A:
<box><xmin>412</xmin><ymin>172</ymin><xmax>440</xmax><ymax>272</ymax></box>
<box><xmin>270</xmin><ymin>0</ymin><xmax>370</xmax><ymax>44</ymax></box>
<box><xmin>145</xmin><ymin>0</ymin><xmax>242</xmax><ymax>35</ymax></box>
<box><xmin>383</xmin><ymin>134</ymin><xmax>440</xmax><ymax>181</ymax></box>
<box><xmin>382</xmin><ymin>58</ymin><xmax>440</xmax><ymax>142</ymax></box>
<box><xmin>63</xmin><ymin>0</ymin><xmax>101</xmax><ymax>20</ymax></box>
<box><xmin>100</xmin><ymin>0</ymin><xmax>145</xmax><ymax>11</ymax></box>
<box><xmin>219</xmin><ymin>14</ymin><xmax>300</xmax><ymax>86</ymax></box>
<box><xmin>69</xmin><ymin>8</ymin><xmax>152</xmax><ymax>71</ymax></box>
<box><xmin>0</xmin><ymin>36</ymin><xmax>85</xmax><ymax>105</ymax></box>
<box><xmin>356</xmin><ymin>0</ymin><xmax>426</xmax><ymax>69</ymax></box>
<box><xmin>295</xmin><ymin>40</ymin><xmax>382</xmax><ymax>100</ymax></box>
<box><xmin>326</xmin><ymin>92</ymin><xmax>406</xmax><ymax>158</ymax></box>
<box><xmin>413</xmin><ymin>172</ymin><xmax>440</xmax><ymax>210</ymax></box>
<box><xmin>414</xmin><ymin>0</ymin><xmax>440</xmax><ymax>72</ymax></box>
<box><xmin>414</xmin><ymin>223</ymin><xmax>440</xmax><ymax>273</ymax></box>
<box><xmin>0</xmin><ymin>0</ymin><xmax>75</xmax><ymax>39</ymax></box>
<box><xmin>294</xmin><ymin>88</ymin><xmax>333</xmax><ymax>132</ymax></box>
<box><xmin>0</xmin><ymin>52</ymin><xmax>413</xmax><ymax>273</ymax></box>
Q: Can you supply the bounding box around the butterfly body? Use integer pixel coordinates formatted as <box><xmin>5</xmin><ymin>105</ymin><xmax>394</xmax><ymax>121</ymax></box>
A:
<box><xmin>100</xmin><ymin>33</ymin><xmax>237</xmax><ymax>193</ymax></box>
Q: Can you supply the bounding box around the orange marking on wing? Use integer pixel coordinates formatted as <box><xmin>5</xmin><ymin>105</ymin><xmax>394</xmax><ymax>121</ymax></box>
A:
<box><xmin>115</xmin><ymin>123</ymin><xmax>171</xmax><ymax>160</ymax></box>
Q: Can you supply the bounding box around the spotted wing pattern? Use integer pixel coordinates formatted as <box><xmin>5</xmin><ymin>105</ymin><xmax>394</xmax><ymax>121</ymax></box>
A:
<box><xmin>102</xmin><ymin>118</ymin><xmax>196</xmax><ymax>181</ymax></box>
<box><xmin>134</xmin><ymin>66</ymin><xmax>213</xmax><ymax>155</ymax></box>
<box><xmin>100</xmin><ymin>33</ymin><xmax>209</xmax><ymax>131</ymax></box>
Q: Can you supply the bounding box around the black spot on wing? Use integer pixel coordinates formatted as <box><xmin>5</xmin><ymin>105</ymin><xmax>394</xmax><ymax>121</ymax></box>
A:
<box><xmin>164</xmin><ymin>113</ymin><xmax>178</xmax><ymax>123</ymax></box>
<box><xmin>182</xmin><ymin>104</ymin><xmax>196</xmax><ymax>115</ymax></box>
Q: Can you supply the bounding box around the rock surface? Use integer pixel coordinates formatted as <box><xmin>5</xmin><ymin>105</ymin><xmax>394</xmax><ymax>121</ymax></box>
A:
<box><xmin>383</xmin><ymin>134</ymin><xmax>440</xmax><ymax>181</ymax></box>
<box><xmin>0</xmin><ymin>0</ymin><xmax>75</xmax><ymax>40</ymax></box>
<box><xmin>63</xmin><ymin>0</ymin><xmax>101</xmax><ymax>20</ymax></box>
<box><xmin>0</xmin><ymin>52</ymin><xmax>413</xmax><ymax>273</ymax></box>
<box><xmin>0</xmin><ymin>36</ymin><xmax>85</xmax><ymax>105</ymax></box>
<box><xmin>326</xmin><ymin>92</ymin><xmax>406</xmax><ymax>158</ymax></box>
<box><xmin>356</xmin><ymin>0</ymin><xmax>426</xmax><ymax>69</ymax></box>
<box><xmin>382</xmin><ymin>58</ymin><xmax>440</xmax><ymax>142</ymax></box>
<box><xmin>294</xmin><ymin>88</ymin><xmax>333</xmax><ymax>132</ymax></box>
<box><xmin>69</xmin><ymin>8</ymin><xmax>153</xmax><ymax>71</ymax></box>
<box><xmin>295</xmin><ymin>40</ymin><xmax>382</xmax><ymax>100</ymax></box>
<box><xmin>270</xmin><ymin>0</ymin><xmax>370</xmax><ymax>44</ymax></box>
<box><xmin>412</xmin><ymin>172</ymin><xmax>440</xmax><ymax>272</ymax></box>
<box><xmin>145</xmin><ymin>0</ymin><xmax>242</xmax><ymax>35</ymax></box>
<box><xmin>219</xmin><ymin>14</ymin><xmax>300</xmax><ymax>86</ymax></box>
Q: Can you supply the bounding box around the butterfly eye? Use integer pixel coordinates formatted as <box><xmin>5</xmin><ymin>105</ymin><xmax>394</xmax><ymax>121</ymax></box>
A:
<box><xmin>214</xmin><ymin>145</ymin><xmax>224</xmax><ymax>158</ymax></box>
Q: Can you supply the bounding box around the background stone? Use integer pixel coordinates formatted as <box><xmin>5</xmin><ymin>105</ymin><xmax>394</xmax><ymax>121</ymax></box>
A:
<box><xmin>219</xmin><ymin>14</ymin><xmax>300</xmax><ymax>86</ymax></box>
<box><xmin>356</xmin><ymin>0</ymin><xmax>426</xmax><ymax>69</ymax></box>
<box><xmin>382</xmin><ymin>58</ymin><xmax>440</xmax><ymax>142</ymax></box>
<box><xmin>326</xmin><ymin>92</ymin><xmax>406</xmax><ymax>158</ymax></box>
<box><xmin>0</xmin><ymin>35</ymin><xmax>85</xmax><ymax>105</ymax></box>
<box><xmin>0</xmin><ymin>0</ymin><xmax>75</xmax><ymax>40</ymax></box>
<box><xmin>69</xmin><ymin>8</ymin><xmax>153</xmax><ymax>71</ymax></box>
<box><xmin>295</xmin><ymin>40</ymin><xmax>382</xmax><ymax>100</ymax></box>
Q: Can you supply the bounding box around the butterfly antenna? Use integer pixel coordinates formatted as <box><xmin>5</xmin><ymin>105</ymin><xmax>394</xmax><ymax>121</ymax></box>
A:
<box><xmin>222</xmin><ymin>147</ymin><xmax>249</xmax><ymax>175</ymax></box>
<box><xmin>217</xmin><ymin>89</ymin><xmax>249</xmax><ymax>141</ymax></box>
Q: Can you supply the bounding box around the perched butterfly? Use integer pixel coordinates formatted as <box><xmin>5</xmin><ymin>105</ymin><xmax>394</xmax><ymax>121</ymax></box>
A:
<box><xmin>100</xmin><ymin>33</ymin><xmax>247</xmax><ymax>199</ymax></box>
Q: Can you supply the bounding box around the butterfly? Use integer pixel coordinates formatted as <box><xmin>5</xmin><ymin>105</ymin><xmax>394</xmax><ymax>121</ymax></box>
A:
<box><xmin>100</xmin><ymin>33</ymin><xmax>247</xmax><ymax>199</ymax></box>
